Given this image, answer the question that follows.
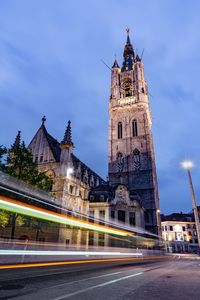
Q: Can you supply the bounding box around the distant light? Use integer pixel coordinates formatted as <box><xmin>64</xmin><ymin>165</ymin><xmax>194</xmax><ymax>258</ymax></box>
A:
<box><xmin>67</xmin><ymin>167</ymin><xmax>73</xmax><ymax>178</ymax></box>
<box><xmin>181</xmin><ymin>160</ymin><xmax>194</xmax><ymax>170</ymax></box>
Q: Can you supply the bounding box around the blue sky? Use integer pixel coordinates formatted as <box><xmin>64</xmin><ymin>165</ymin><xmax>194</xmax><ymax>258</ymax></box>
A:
<box><xmin>0</xmin><ymin>0</ymin><xmax>200</xmax><ymax>214</ymax></box>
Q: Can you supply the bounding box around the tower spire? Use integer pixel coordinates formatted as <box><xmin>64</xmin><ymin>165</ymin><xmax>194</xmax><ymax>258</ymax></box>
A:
<box><xmin>122</xmin><ymin>28</ymin><xmax>135</xmax><ymax>71</ymax></box>
<box><xmin>61</xmin><ymin>120</ymin><xmax>74</xmax><ymax>149</ymax></box>
<box><xmin>126</xmin><ymin>27</ymin><xmax>131</xmax><ymax>44</ymax></box>
<box><xmin>123</xmin><ymin>27</ymin><xmax>134</xmax><ymax>58</ymax></box>
<box><xmin>11</xmin><ymin>131</ymin><xmax>21</xmax><ymax>150</ymax></box>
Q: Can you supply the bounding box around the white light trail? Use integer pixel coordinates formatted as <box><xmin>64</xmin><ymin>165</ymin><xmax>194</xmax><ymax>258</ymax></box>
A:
<box><xmin>0</xmin><ymin>250</ymin><xmax>143</xmax><ymax>256</ymax></box>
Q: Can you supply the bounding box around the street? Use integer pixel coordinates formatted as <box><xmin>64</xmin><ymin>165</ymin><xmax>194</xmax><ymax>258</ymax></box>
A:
<box><xmin>0</xmin><ymin>256</ymin><xmax>199</xmax><ymax>299</ymax></box>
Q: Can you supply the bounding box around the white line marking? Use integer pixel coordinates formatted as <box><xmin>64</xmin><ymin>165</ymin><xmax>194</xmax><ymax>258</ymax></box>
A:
<box><xmin>53</xmin><ymin>272</ymin><xmax>143</xmax><ymax>300</ymax></box>
<box><xmin>44</xmin><ymin>271</ymin><xmax>122</xmax><ymax>289</ymax></box>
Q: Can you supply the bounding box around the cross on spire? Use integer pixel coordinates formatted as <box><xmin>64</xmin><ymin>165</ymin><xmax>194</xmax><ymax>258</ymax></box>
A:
<box><xmin>42</xmin><ymin>116</ymin><xmax>46</xmax><ymax>125</ymax></box>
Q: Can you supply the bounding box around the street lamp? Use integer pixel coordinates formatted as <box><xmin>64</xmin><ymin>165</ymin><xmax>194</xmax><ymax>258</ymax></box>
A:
<box><xmin>181</xmin><ymin>160</ymin><xmax>200</xmax><ymax>248</ymax></box>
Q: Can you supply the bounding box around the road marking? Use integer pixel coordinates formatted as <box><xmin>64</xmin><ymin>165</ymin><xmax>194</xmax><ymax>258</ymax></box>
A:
<box><xmin>42</xmin><ymin>271</ymin><xmax>122</xmax><ymax>290</ymax></box>
<box><xmin>53</xmin><ymin>272</ymin><xmax>143</xmax><ymax>300</ymax></box>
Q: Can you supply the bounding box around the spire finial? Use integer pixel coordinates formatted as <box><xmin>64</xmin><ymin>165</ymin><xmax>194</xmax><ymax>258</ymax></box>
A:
<box><xmin>61</xmin><ymin>120</ymin><xmax>74</xmax><ymax>149</ymax></box>
<box><xmin>42</xmin><ymin>116</ymin><xmax>46</xmax><ymax>125</ymax></box>
<box><xmin>126</xmin><ymin>27</ymin><xmax>130</xmax><ymax>35</ymax></box>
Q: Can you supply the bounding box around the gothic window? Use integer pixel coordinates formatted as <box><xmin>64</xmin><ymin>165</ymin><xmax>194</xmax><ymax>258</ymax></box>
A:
<box><xmin>132</xmin><ymin>119</ymin><xmax>138</xmax><ymax>137</ymax></box>
<box><xmin>117</xmin><ymin>152</ymin><xmax>124</xmax><ymax>172</ymax></box>
<box><xmin>118</xmin><ymin>122</ymin><xmax>123</xmax><ymax>139</ymax></box>
<box><xmin>133</xmin><ymin>149</ymin><xmax>141</xmax><ymax>170</ymax></box>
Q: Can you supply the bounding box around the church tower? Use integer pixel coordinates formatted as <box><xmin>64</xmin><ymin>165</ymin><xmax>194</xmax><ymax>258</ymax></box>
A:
<box><xmin>108</xmin><ymin>29</ymin><xmax>161</xmax><ymax>235</ymax></box>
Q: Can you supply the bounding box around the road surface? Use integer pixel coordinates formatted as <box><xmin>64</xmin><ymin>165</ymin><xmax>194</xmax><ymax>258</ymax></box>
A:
<box><xmin>0</xmin><ymin>256</ymin><xmax>199</xmax><ymax>299</ymax></box>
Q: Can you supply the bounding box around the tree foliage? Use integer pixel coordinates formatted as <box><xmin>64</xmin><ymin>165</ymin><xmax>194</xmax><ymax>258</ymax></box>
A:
<box><xmin>6</xmin><ymin>141</ymin><xmax>53</xmax><ymax>191</ymax></box>
<box><xmin>0</xmin><ymin>145</ymin><xmax>7</xmax><ymax>170</ymax></box>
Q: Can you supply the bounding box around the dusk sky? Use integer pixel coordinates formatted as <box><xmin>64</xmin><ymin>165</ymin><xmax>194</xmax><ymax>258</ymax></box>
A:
<box><xmin>0</xmin><ymin>0</ymin><xmax>200</xmax><ymax>214</ymax></box>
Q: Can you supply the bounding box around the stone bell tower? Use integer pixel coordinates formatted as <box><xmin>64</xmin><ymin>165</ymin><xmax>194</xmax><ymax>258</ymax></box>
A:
<box><xmin>108</xmin><ymin>29</ymin><xmax>161</xmax><ymax>235</ymax></box>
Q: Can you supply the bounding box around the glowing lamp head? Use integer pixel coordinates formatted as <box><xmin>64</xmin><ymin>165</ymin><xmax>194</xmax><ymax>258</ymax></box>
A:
<box><xmin>67</xmin><ymin>167</ymin><xmax>73</xmax><ymax>178</ymax></box>
<box><xmin>181</xmin><ymin>160</ymin><xmax>194</xmax><ymax>170</ymax></box>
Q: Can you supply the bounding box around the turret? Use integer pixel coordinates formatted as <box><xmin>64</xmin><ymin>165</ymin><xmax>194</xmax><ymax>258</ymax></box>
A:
<box><xmin>60</xmin><ymin>120</ymin><xmax>74</xmax><ymax>164</ymax></box>
<box><xmin>110</xmin><ymin>56</ymin><xmax>120</xmax><ymax>100</ymax></box>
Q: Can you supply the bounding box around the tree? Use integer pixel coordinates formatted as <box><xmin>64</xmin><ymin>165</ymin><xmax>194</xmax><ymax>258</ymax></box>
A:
<box><xmin>0</xmin><ymin>145</ymin><xmax>7</xmax><ymax>170</ymax></box>
<box><xmin>6</xmin><ymin>140</ymin><xmax>53</xmax><ymax>191</ymax></box>
<box><xmin>0</xmin><ymin>210</ymin><xmax>10</xmax><ymax>228</ymax></box>
<box><xmin>3</xmin><ymin>133</ymin><xmax>53</xmax><ymax>239</ymax></box>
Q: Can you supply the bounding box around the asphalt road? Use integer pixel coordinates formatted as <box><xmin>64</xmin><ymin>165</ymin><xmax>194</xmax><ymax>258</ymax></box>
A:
<box><xmin>0</xmin><ymin>257</ymin><xmax>199</xmax><ymax>300</ymax></box>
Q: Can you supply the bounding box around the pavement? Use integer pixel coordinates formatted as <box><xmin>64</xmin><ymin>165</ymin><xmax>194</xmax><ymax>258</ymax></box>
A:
<box><xmin>0</xmin><ymin>256</ymin><xmax>199</xmax><ymax>300</ymax></box>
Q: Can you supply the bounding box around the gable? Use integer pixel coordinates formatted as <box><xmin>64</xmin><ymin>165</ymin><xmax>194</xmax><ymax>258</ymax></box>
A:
<box><xmin>28</xmin><ymin>126</ymin><xmax>60</xmax><ymax>163</ymax></box>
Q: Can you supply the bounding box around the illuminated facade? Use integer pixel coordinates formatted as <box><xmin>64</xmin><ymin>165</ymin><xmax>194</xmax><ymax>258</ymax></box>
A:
<box><xmin>108</xmin><ymin>29</ymin><xmax>160</xmax><ymax>235</ymax></box>
<box><xmin>161</xmin><ymin>212</ymin><xmax>199</xmax><ymax>252</ymax></box>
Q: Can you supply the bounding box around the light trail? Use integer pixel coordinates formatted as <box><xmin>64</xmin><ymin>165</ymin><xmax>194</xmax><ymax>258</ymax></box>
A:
<box><xmin>0</xmin><ymin>196</ymin><xmax>132</xmax><ymax>237</ymax></box>
<box><xmin>0</xmin><ymin>250</ymin><xmax>143</xmax><ymax>256</ymax></box>
<box><xmin>0</xmin><ymin>256</ymin><xmax>168</xmax><ymax>270</ymax></box>
<box><xmin>0</xmin><ymin>183</ymin><xmax>160</xmax><ymax>239</ymax></box>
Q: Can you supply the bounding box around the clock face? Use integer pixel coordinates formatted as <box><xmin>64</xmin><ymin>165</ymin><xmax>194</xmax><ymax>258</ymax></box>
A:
<box><xmin>118</xmin><ymin>96</ymin><xmax>136</xmax><ymax>106</ymax></box>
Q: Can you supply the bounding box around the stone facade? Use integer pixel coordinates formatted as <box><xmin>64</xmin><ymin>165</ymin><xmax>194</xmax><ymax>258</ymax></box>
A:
<box><xmin>28</xmin><ymin>119</ymin><xmax>105</xmax><ymax>217</ymax></box>
<box><xmin>108</xmin><ymin>30</ymin><xmax>161</xmax><ymax>235</ymax></box>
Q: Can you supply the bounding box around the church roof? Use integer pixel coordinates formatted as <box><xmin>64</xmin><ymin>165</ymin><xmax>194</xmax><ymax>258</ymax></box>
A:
<box><xmin>71</xmin><ymin>153</ymin><xmax>105</xmax><ymax>184</ymax></box>
<box><xmin>28</xmin><ymin>117</ymin><xmax>61</xmax><ymax>162</ymax></box>
<box><xmin>43</xmin><ymin>128</ymin><xmax>61</xmax><ymax>162</ymax></box>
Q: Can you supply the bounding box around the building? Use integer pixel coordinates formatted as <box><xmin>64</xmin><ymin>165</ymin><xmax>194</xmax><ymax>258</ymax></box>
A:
<box><xmin>161</xmin><ymin>213</ymin><xmax>198</xmax><ymax>253</ymax></box>
<box><xmin>23</xmin><ymin>29</ymin><xmax>160</xmax><ymax>243</ymax></box>
<box><xmin>28</xmin><ymin>118</ymin><xmax>105</xmax><ymax>244</ymax></box>
<box><xmin>89</xmin><ymin>29</ymin><xmax>161</xmax><ymax>236</ymax></box>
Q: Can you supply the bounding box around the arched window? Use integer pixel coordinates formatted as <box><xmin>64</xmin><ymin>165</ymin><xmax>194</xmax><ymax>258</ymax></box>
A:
<box><xmin>132</xmin><ymin>119</ymin><xmax>138</xmax><ymax>137</ymax></box>
<box><xmin>133</xmin><ymin>149</ymin><xmax>141</xmax><ymax>170</ymax></box>
<box><xmin>118</xmin><ymin>122</ymin><xmax>123</xmax><ymax>139</ymax></box>
<box><xmin>117</xmin><ymin>152</ymin><xmax>124</xmax><ymax>172</ymax></box>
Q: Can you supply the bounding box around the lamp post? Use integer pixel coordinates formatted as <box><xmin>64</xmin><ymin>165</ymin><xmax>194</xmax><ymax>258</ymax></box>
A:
<box><xmin>181</xmin><ymin>160</ymin><xmax>200</xmax><ymax>248</ymax></box>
